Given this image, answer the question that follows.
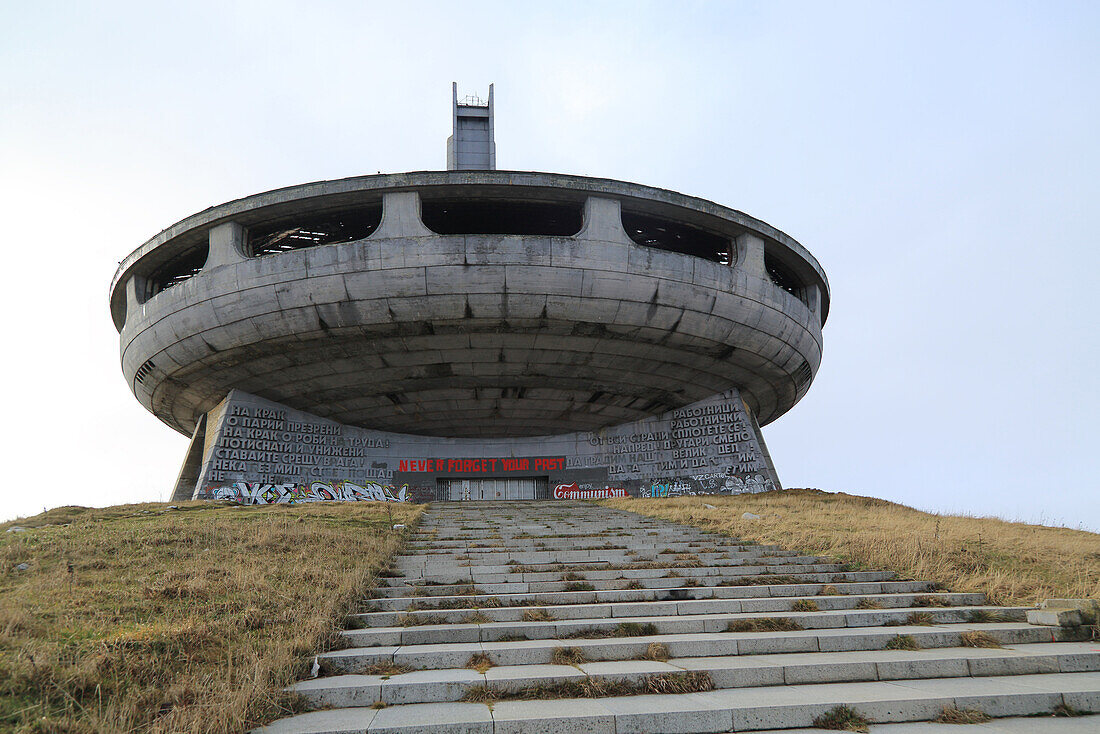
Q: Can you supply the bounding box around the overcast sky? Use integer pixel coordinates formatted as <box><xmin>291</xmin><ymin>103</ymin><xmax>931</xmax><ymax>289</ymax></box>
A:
<box><xmin>2</xmin><ymin>1</ymin><xmax>1096</xmax><ymax>529</ymax></box>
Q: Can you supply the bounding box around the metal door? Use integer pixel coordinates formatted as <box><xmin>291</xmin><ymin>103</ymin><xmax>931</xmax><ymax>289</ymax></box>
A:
<box><xmin>437</xmin><ymin>476</ymin><xmax>549</xmax><ymax>500</ymax></box>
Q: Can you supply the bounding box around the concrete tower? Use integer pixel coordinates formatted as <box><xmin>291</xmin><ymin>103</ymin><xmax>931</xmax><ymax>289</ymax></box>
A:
<box><xmin>447</xmin><ymin>82</ymin><xmax>495</xmax><ymax>170</ymax></box>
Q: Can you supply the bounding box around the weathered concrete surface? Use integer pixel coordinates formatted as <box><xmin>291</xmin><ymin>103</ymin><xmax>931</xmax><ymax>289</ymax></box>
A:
<box><xmin>112</xmin><ymin>175</ymin><xmax>826</xmax><ymax>440</ymax></box>
<box><xmin>1028</xmin><ymin>599</ymin><xmax>1100</xmax><ymax>627</ymax></box>
<box><xmin>110</xmin><ymin>171</ymin><xmax>829</xmax><ymax>309</ymax></box>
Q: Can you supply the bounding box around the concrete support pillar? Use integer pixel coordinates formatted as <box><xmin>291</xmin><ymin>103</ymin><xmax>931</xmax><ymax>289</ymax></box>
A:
<box><xmin>742</xmin><ymin>397</ymin><xmax>783</xmax><ymax>491</ymax></box>
<box><xmin>125</xmin><ymin>273</ymin><xmax>147</xmax><ymax>316</ymax></box>
<box><xmin>734</xmin><ymin>232</ymin><xmax>767</xmax><ymax>279</ymax></box>
<box><xmin>205</xmin><ymin>221</ymin><xmax>249</xmax><ymax>268</ymax></box>
<box><xmin>170</xmin><ymin>414</ymin><xmax>207</xmax><ymax>502</ymax></box>
<box><xmin>577</xmin><ymin>196</ymin><xmax>633</xmax><ymax>245</ymax></box>
<box><xmin>806</xmin><ymin>283</ymin><xmax>823</xmax><ymax>321</ymax></box>
<box><xmin>372</xmin><ymin>191</ymin><xmax>434</xmax><ymax>238</ymax></box>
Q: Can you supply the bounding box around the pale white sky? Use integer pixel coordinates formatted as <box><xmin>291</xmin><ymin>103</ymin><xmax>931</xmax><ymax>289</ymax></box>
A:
<box><xmin>2</xmin><ymin>1</ymin><xmax>1096</xmax><ymax>528</ymax></box>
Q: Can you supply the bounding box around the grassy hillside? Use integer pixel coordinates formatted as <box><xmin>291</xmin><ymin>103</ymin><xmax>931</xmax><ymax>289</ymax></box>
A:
<box><xmin>3</xmin><ymin>491</ymin><xmax>1095</xmax><ymax>732</ymax></box>
<box><xmin>0</xmin><ymin>500</ymin><xmax>422</xmax><ymax>734</ymax></box>
<box><xmin>602</xmin><ymin>490</ymin><xmax>1100</xmax><ymax>606</ymax></box>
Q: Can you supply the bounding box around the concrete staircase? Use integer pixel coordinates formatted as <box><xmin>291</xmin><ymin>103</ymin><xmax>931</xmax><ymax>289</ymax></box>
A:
<box><xmin>261</xmin><ymin>501</ymin><xmax>1099</xmax><ymax>733</ymax></box>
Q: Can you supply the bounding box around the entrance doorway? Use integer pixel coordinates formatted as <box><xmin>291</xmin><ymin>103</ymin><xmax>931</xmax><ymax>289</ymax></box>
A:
<box><xmin>437</xmin><ymin>477</ymin><xmax>549</xmax><ymax>500</ymax></box>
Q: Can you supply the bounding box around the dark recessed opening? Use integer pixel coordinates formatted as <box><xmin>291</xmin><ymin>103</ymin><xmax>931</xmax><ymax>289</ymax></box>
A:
<box><xmin>792</xmin><ymin>359</ymin><xmax>813</xmax><ymax>390</ymax></box>
<box><xmin>148</xmin><ymin>245</ymin><xmax>208</xmax><ymax>297</ymax></box>
<box><xmin>135</xmin><ymin>358</ymin><xmax>156</xmax><ymax>386</ymax></box>
<box><xmin>764</xmin><ymin>253</ymin><xmax>806</xmax><ymax>303</ymax></box>
<box><xmin>620</xmin><ymin>212</ymin><xmax>732</xmax><ymax>264</ymax></box>
<box><xmin>249</xmin><ymin>206</ymin><xmax>383</xmax><ymax>256</ymax></box>
<box><xmin>421</xmin><ymin>199</ymin><xmax>582</xmax><ymax>236</ymax></box>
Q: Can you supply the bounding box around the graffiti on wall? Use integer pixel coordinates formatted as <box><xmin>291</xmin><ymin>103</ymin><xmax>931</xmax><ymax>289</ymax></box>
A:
<box><xmin>197</xmin><ymin>391</ymin><xmax>785</xmax><ymax>503</ymax></box>
<box><xmin>646</xmin><ymin>473</ymin><xmax>776</xmax><ymax>498</ymax></box>
<box><xmin>725</xmin><ymin>474</ymin><xmax>776</xmax><ymax>494</ymax></box>
<box><xmin>553</xmin><ymin>482</ymin><xmax>627</xmax><ymax>500</ymax></box>
<box><xmin>648</xmin><ymin>480</ymin><xmax>691</xmax><ymax>498</ymax></box>
<box><xmin>199</xmin><ymin>480</ymin><xmax>409</xmax><ymax>505</ymax></box>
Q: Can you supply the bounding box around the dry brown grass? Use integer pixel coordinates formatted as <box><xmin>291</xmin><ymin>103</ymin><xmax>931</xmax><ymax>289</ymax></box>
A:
<box><xmin>460</xmin><ymin>671</ymin><xmax>713</xmax><ymax>702</ymax></box>
<box><xmin>936</xmin><ymin>706</ymin><xmax>992</xmax><ymax>724</ymax></box>
<box><xmin>884</xmin><ymin>634</ymin><xmax>920</xmax><ymax>650</ymax></box>
<box><xmin>601</xmin><ymin>490</ymin><xmax>1100</xmax><ymax>605</ymax></box>
<box><xmin>812</xmin><ymin>704</ymin><xmax>870</xmax><ymax>732</ymax></box>
<box><xmin>522</xmin><ymin>609</ymin><xmax>556</xmax><ymax>622</ymax></box>
<box><xmin>362</xmin><ymin>662</ymin><xmax>415</xmax><ymax>677</ymax></box>
<box><xmin>960</xmin><ymin>630</ymin><xmax>1003</xmax><ymax>648</ymax></box>
<box><xmin>727</xmin><ymin>617</ymin><xmax>803</xmax><ymax>632</ymax></box>
<box><xmin>549</xmin><ymin>646</ymin><xmax>588</xmax><ymax>665</ymax></box>
<box><xmin>0</xmin><ymin>500</ymin><xmax>422</xmax><ymax>733</ymax></box>
<box><xmin>396</xmin><ymin>613</ymin><xmax>448</xmax><ymax>626</ymax></box>
<box><xmin>465</xmin><ymin>653</ymin><xmax>494</xmax><ymax>673</ymax></box>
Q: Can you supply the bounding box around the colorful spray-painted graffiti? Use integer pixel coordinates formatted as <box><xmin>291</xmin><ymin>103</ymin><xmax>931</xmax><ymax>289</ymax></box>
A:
<box><xmin>648</xmin><ymin>473</ymin><xmax>775</xmax><ymax>498</ymax></box>
<box><xmin>199</xmin><ymin>480</ymin><xmax>409</xmax><ymax>504</ymax></box>
<box><xmin>553</xmin><ymin>482</ymin><xmax>628</xmax><ymax>500</ymax></box>
<box><xmin>648</xmin><ymin>480</ymin><xmax>691</xmax><ymax>498</ymax></box>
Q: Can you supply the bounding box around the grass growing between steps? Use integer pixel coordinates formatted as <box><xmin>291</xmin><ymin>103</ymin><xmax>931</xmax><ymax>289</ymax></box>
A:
<box><xmin>813</xmin><ymin>704</ymin><xmax>870</xmax><ymax>732</ymax></box>
<box><xmin>601</xmin><ymin>490</ymin><xmax>1100</xmax><ymax>605</ymax></box>
<box><xmin>727</xmin><ymin>617</ymin><xmax>804</xmax><ymax>632</ymax></box>
<box><xmin>936</xmin><ymin>706</ymin><xmax>992</xmax><ymax>724</ymax></box>
<box><xmin>460</xmin><ymin>671</ymin><xmax>714</xmax><ymax>702</ymax></box>
<box><xmin>884</xmin><ymin>635</ymin><xmax>921</xmax><ymax>650</ymax></box>
<box><xmin>0</xmin><ymin>500</ymin><xmax>423</xmax><ymax>734</ymax></box>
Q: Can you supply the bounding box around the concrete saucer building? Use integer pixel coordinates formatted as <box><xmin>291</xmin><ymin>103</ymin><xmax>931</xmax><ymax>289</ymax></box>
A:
<box><xmin>109</xmin><ymin>84</ymin><xmax>829</xmax><ymax>504</ymax></box>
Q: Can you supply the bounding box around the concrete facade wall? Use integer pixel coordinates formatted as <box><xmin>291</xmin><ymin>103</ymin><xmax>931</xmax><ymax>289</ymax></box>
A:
<box><xmin>193</xmin><ymin>388</ymin><xmax>782</xmax><ymax>504</ymax></box>
<box><xmin>116</xmin><ymin>189</ymin><xmax>823</xmax><ymax>440</ymax></box>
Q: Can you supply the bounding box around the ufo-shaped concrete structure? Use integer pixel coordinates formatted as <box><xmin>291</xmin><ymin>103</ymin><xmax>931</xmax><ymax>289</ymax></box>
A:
<box><xmin>110</xmin><ymin>85</ymin><xmax>828</xmax><ymax>503</ymax></box>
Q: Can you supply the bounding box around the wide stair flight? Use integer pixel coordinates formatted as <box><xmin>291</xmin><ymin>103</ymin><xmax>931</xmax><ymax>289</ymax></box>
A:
<box><xmin>261</xmin><ymin>501</ymin><xmax>1099</xmax><ymax>733</ymax></box>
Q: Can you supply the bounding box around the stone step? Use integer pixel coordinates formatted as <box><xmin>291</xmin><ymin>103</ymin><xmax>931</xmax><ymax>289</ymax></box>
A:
<box><xmin>761</xmin><ymin>714</ymin><xmax>1100</xmax><ymax>733</ymax></box>
<box><xmin>406</xmin><ymin>530</ymin><xmax>760</xmax><ymax>539</ymax></box>
<box><xmin>341</xmin><ymin>605</ymin><xmax>1030</xmax><ymax>647</ymax></box>
<box><xmin>385</xmin><ymin>563</ymin><xmax>852</xmax><ymax>586</ymax></box>
<box><xmin>406</xmin><ymin>545</ymin><xmax>785</xmax><ymax>555</ymax></box>
<box><xmin>355</xmin><ymin>592</ymin><xmax>987</xmax><ymax>627</ymax></box>
<box><xmin>292</xmin><ymin>642</ymin><xmax>1100</xmax><ymax>709</ymax></box>
<box><xmin>258</xmin><ymin>671</ymin><xmax>1100</xmax><ymax>733</ymax></box>
<box><xmin>395</xmin><ymin>555</ymin><xmax>826</xmax><ymax>569</ymax></box>
<box><xmin>402</xmin><ymin>544</ymin><xmax>800</xmax><ymax>555</ymax></box>
<box><xmin>389</xmin><ymin>565</ymin><xmax>833</xmax><ymax>583</ymax></box>
<box><xmin>400</xmin><ymin>544</ymin><xmax>795</xmax><ymax>555</ymax></box>
<box><xmin>389</xmin><ymin>561</ymin><xmax>830</xmax><ymax>579</ymax></box>
<box><xmin>369</xmin><ymin>580</ymin><xmax>939</xmax><ymax>610</ymax></box>
<box><xmin>383</xmin><ymin>565</ymin><xmax>854</xmax><ymax>586</ymax></box>
<box><xmin>392</xmin><ymin>553</ymin><xmax>821</xmax><ymax>570</ymax></box>
<box><xmin>320</xmin><ymin>622</ymin><xmax>1081</xmax><ymax>674</ymax></box>
<box><xmin>373</xmin><ymin>570</ymin><xmax>897</xmax><ymax>596</ymax></box>
<box><xmin>263</xmin><ymin>503</ymin><xmax>1099</xmax><ymax>733</ymax></box>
